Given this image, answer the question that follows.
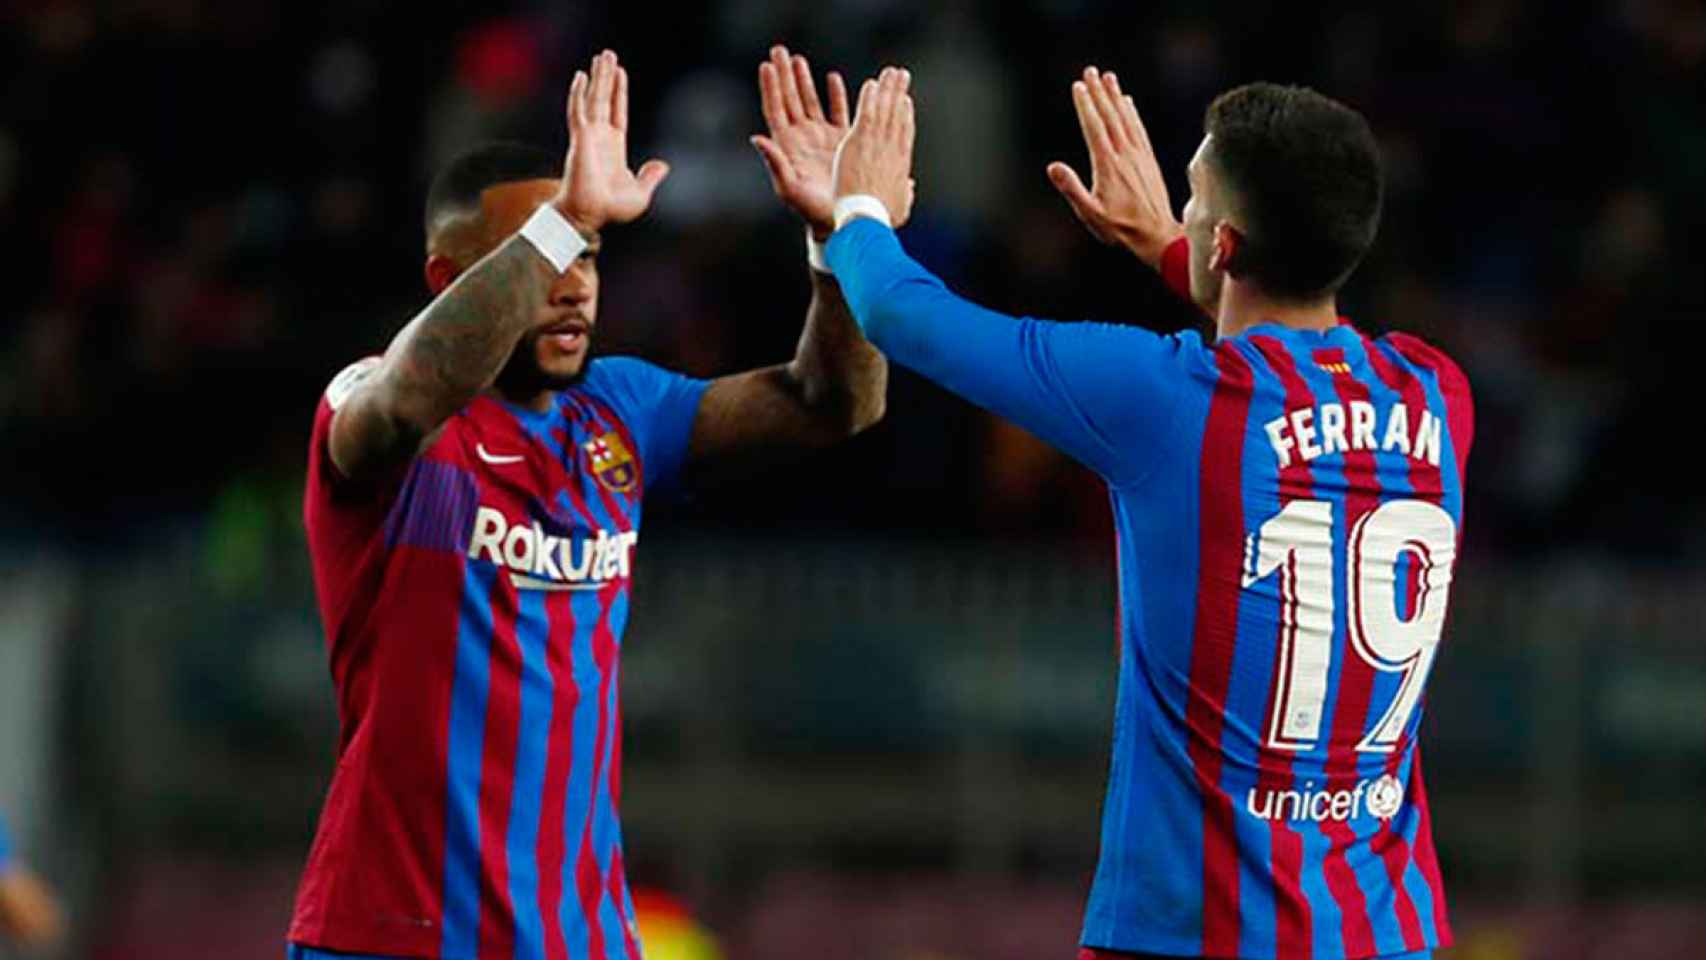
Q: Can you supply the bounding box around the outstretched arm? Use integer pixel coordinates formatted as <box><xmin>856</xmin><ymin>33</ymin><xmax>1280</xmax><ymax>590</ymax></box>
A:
<box><xmin>684</xmin><ymin>46</ymin><xmax>889</xmax><ymax>470</ymax></box>
<box><xmin>825</xmin><ymin>66</ymin><xmax>1185</xmax><ymax>486</ymax></box>
<box><xmin>330</xmin><ymin>50</ymin><xmax>668</xmax><ymax>481</ymax></box>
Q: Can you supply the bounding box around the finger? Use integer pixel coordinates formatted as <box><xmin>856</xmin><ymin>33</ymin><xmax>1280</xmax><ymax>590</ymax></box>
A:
<box><xmin>892</xmin><ymin>68</ymin><xmax>913</xmax><ymax>136</ymax></box>
<box><xmin>590</xmin><ymin>50</ymin><xmax>614</xmax><ymax>123</ymax></box>
<box><xmin>878</xmin><ymin>66</ymin><xmax>903</xmax><ymax>131</ymax></box>
<box><xmin>635</xmin><ymin>158</ymin><xmax>670</xmax><ymax>198</ymax></box>
<box><xmin>854</xmin><ymin>78</ymin><xmax>878</xmax><ymax>128</ymax></box>
<box><xmin>1047</xmin><ymin>161</ymin><xmax>1111</xmax><ymax>242</ymax></box>
<box><xmin>1103</xmin><ymin>72</ymin><xmax>1145</xmax><ymax>150</ymax></box>
<box><xmin>793</xmin><ymin>53</ymin><xmax>825</xmax><ymax>121</ymax></box>
<box><xmin>771</xmin><ymin>45</ymin><xmax>805</xmax><ymax>121</ymax></box>
<box><xmin>569</xmin><ymin>70</ymin><xmax>589</xmax><ymax>129</ymax></box>
<box><xmin>1084</xmin><ymin>66</ymin><xmax>1127</xmax><ymax>152</ymax></box>
<box><xmin>750</xmin><ymin>134</ymin><xmax>795</xmax><ymax>189</ymax></box>
<box><xmin>898</xmin><ymin>92</ymin><xmax>915</xmax><ymax>151</ymax></box>
<box><xmin>1072</xmin><ymin>80</ymin><xmax>1114</xmax><ymax>177</ymax></box>
<box><xmin>1121</xmin><ymin>93</ymin><xmax>1157</xmax><ymax>160</ymax></box>
<box><xmin>614</xmin><ymin>66</ymin><xmax>629</xmax><ymax>132</ymax></box>
<box><xmin>758</xmin><ymin>61</ymin><xmax>787</xmax><ymax>131</ymax></box>
<box><xmin>827</xmin><ymin>71</ymin><xmax>850</xmax><ymax>127</ymax></box>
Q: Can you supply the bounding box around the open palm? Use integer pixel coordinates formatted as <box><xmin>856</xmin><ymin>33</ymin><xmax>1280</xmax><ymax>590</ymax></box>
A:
<box><xmin>558</xmin><ymin>50</ymin><xmax>669</xmax><ymax>232</ymax></box>
<box><xmin>752</xmin><ymin>45</ymin><xmax>850</xmax><ymax>237</ymax></box>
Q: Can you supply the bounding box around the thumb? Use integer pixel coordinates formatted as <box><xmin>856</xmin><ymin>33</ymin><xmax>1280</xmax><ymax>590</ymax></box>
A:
<box><xmin>1047</xmin><ymin>161</ymin><xmax>1111</xmax><ymax>243</ymax></box>
<box><xmin>635</xmin><ymin>159</ymin><xmax>670</xmax><ymax>197</ymax></box>
<box><xmin>749</xmin><ymin>135</ymin><xmax>793</xmax><ymax>188</ymax></box>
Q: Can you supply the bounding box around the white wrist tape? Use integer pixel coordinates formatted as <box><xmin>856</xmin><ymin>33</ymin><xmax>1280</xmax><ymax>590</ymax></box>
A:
<box><xmin>806</xmin><ymin>228</ymin><xmax>831</xmax><ymax>274</ymax></box>
<box><xmin>833</xmin><ymin>194</ymin><xmax>893</xmax><ymax>231</ymax></box>
<box><xmin>519</xmin><ymin>204</ymin><xmax>589</xmax><ymax>273</ymax></box>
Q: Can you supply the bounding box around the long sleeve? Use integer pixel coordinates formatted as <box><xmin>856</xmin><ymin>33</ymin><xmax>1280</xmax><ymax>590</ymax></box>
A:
<box><xmin>825</xmin><ymin>218</ymin><xmax>1192</xmax><ymax>487</ymax></box>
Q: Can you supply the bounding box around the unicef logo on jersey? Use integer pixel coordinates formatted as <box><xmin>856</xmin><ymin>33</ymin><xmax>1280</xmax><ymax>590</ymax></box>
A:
<box><xmin>1245</xmin><ymin>774</ymin><xmax>1406</xmax><ymax>824</ymax></box>
<box><xmin>1364</xmin><ymin>774</ymin><xmax>1404</xmax><ymax>820</ymax></box>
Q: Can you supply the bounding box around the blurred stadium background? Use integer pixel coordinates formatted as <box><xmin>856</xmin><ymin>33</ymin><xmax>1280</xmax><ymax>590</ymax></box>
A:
<box><xmin>2</xmin><ymin>1</ymin><xmax>1704</xmax><ymax>957</ymax></box>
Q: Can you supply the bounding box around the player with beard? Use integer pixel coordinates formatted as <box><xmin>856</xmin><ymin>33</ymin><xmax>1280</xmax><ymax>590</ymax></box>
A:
<box><xmin>289</xmin><ymin>48</ymin><xmax>889</xmax><ymax>960</ymax></box>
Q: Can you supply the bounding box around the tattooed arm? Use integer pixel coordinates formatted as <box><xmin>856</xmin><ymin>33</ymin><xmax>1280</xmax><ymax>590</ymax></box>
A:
<box><xmin>327</xmin><ymin>239</ymin><xmax>558</xmax><ymax>479</ymax></box>
<box><xmin>328</xmin><ymin>50</ymin><xmax>667</xmax><ymax>481</ymax></box>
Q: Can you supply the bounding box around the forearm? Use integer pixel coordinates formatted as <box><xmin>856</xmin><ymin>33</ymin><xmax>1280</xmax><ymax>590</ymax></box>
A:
<box><xmin>786</xmin><ymin>270</ymin><xmax>887</xmax><ymax>433</ymax></box>
<box><xmin>376</xmin><ymin>236</ymin><xmax>553</xmax><ymax>434</ymax></box>
<box><xmin>824</xmin><ymin>218</ymin><xmax>1143</xmax><ymax>475</ymax></box>
<box><xmin>826</xmin><ymin>219</ymin><xmax>1031</xmax><ymax>417</ymax></box>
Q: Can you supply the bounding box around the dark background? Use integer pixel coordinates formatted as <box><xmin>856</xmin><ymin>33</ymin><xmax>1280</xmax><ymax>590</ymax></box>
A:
<box><xmin>1</xmin><ymin>1</ymin><xmax>1702</xmax><ymax>958</ymax></box>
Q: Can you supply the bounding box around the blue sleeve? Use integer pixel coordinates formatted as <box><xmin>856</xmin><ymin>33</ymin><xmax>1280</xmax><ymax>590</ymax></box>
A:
<box><xmin>584</xmin><ymin>356</ymin><xmax>710</xmax><ymax>494</ymax></box>
<box><xmin>0</xmin><ymin>813</ymin><xmax>11</xmax><ymax>872</ymax></box>
<box><xmin>826</xmin><ymin>218</ymin><xmax>1190</xmax><ymax>486</ymax></box>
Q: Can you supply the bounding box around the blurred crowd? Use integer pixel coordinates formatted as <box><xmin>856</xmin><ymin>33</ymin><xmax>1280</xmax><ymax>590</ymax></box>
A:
<box><xmin>3</xmin><ymin>0</ymin><xmax>1704</xmax><ymax>562</ymax></box>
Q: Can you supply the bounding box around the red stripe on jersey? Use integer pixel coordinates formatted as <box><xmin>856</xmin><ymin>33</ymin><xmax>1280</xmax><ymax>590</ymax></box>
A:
<box><xmin>1248</xmin><ymin>337</ymin><xmax>1321</xmax><ymax>960</ymax></box>
<box><xmin>1317</xmin><ymin>353</ymin><xmax>1399</xmax><ymax>957</ymax></box>
<box><xmin>536</xmin><ymin>588</ymin><xmax>580</xmax><ymax>960</ymax></box>
<box><xmin>1383</xmin><ymin>334</ymin><xmax>1473</xmax><ymax>488</ymax></box>
<box><xmin>476</xmin><ymin>570</ymin><xmax>523</xmax><ymax>959</ymax></box>
<box><xmin>1383</xmin><ymin>335</ymin><xmax>1469</xmax><ymax>948</ymax></box>
<box><xmin>1407</xmin><ymin>749</ymin><xmax>1452</xmax><ymax>943</ymax></box>
<box><xmin>1363</xmin><ymin>336</ymin><xmax>1447</xmax><ymax>951</ymax></box>
<box><xmin>1185</xmin><ymin>342</ymin><xmax>1253</xmax><ymax>958</ymax></box>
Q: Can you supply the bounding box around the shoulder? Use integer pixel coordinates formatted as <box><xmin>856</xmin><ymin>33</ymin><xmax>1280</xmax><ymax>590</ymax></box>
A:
<box><xmin>577</xmin><ymin>355</ymin><xmax>708</xmax><ymax>418</ymax></box>
<box><xmin>323</xmin><ymin>355</ymin><xmax>384</xmax><ymax>411</ymax></box>
<box><xmin>579</xmin><ymin>355</ymin><xmax>664</xmax><ymax>393</ymax></box>
<box><xmin>1375</xmin><ymin>331</ymin><xmax>1472</xmax><ymax>401</ymax></box>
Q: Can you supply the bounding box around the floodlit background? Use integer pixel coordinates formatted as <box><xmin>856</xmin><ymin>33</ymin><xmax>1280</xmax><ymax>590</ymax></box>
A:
<box><xmin>2</xmin><ymin>1</ymin><xmax>1704</xmax><ymax>958</ymax></box>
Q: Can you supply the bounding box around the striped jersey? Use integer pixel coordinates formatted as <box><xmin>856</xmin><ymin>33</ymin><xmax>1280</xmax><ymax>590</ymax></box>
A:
<box><xmin>292</xmin><ymin>355</ymin><xmax>707</xmax><ymax>959</ymax></box>
<box><xmin>827</xmin><ymin>221</ymin><xmax>1471</xmax><ymax>960</ymax></box>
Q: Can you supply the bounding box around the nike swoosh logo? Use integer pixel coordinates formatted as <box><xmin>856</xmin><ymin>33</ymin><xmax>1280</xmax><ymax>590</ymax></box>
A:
<box><xmin>476</xmin><ymin>443</ymin><xmax>525</xmax><ymax>465</ymax></box>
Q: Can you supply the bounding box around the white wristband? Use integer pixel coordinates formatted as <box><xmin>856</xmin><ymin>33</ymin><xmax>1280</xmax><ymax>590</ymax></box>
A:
<box><xmin>518</xmin><ymin>204</ymin><xmax>589</xmax><ymax>273</ymax></box>
<box><xmin>806</xmin><ymin>228</ymin><xmax>831</xmax><ymax>274</ymax></box>
<box><xmin>832</xmin><ymin>194</ymin><xmax>893</xmax><ymax>232</ymax></box>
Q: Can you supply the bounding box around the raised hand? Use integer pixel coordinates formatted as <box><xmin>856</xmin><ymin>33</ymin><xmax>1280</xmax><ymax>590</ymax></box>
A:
<box><xmin>831</xmin><ymin>66</ymin><xmax>916</xmax><ymax>227</ymax></box>
<box><xmin>752</xmin><ymin>45</ymin><xmax>853</xmax><ymax>238</ymax></box>
<box><xmin>1047</xmin><ymin>67</ymin><xmax>1183</xmax><ymax>268</ymax></box>
<box><xmin>554</xmin><ymin>50</ymin><xmax>670</xmax><ymax>234</ymax></box>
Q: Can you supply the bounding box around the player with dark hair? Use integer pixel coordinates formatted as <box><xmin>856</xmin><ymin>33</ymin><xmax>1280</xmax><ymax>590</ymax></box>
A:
<box><xmin>289</xmin><ymin>48</ymin><xmax>889</xmax><ymax>960</ymax></box>
<box><xmin>826</xmin><ymin>68</ymin><xmax>1469</xmax><ymax>960</ymax></box>
<box><xmin>0</xmin><ymin>813</ymin><xmax>66</xmax><ymax>950</ymax></box>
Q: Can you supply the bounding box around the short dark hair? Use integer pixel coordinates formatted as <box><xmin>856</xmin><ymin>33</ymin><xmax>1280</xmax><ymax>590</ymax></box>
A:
<box><xmin>1204</xmin><ymin>83</ymin><xmax>1383</xmax><ymax>301</ymax></box>
<box><xmin>424</xmin><ymin>141</ymin><xmax>560</xmax><ymax>235</ymax></box>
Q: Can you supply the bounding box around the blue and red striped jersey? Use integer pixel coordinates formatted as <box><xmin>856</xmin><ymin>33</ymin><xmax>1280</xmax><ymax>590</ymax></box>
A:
<box><xmin>828</xmin><ymin>220</ymin><xmax>1472</xmax><ymax>960</ymax></box>
<box><xmin>293</xmin><ymin>355</ymin><xmax>707</xmax><ymax>960</ymax></box>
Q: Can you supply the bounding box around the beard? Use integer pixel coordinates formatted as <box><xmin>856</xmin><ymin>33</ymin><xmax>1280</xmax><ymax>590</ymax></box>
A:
<box><xmin>494</xmin><ymin>328</ymin><xmax>595</xmax><ymax>396</ymax></box>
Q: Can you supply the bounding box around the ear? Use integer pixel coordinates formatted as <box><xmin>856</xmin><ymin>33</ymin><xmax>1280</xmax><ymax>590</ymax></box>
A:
<box><xmin>425</xmin><ymin>254</ymin><xmax>462</xmax><ymax>295</ymax></box>
<box><xmin>1208</xmin><ymin>220</ymin><xmax>1243</xmax><ymax>275</ymax></box>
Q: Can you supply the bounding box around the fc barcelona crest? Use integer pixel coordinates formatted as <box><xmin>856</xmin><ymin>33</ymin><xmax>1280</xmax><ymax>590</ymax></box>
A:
<box><xmin>583</xmin><ymin>431</ymin><xmax>638</xmax><ymax>493</ymax></box>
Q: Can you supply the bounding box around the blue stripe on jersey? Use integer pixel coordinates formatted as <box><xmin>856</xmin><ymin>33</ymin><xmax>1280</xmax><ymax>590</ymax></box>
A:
<box><xmin>1224</xmin><ymin>337</ymin><xmax>1294</xmax><ymax>957</ymax></box>
<box><xmin>506</xmin><ymin>585</ymin><xmax>554</xmax><ymax>960</ymax></box>
<box><xmin>441</xmin><ymin>559</ymin><xmax>499</xmax><ymax>958</ymax></box>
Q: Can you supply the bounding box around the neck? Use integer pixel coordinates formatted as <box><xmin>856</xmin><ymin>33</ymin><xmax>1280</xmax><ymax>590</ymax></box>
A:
<box><xmin>490</xmin><ymin>382</ymin><xmax>558</xmax><ymax>413</ymax></box>
<box><xmin>1213</xmin><ymin>279</ymin><xmax>1339</xmax><ymax>340</ymax></box>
